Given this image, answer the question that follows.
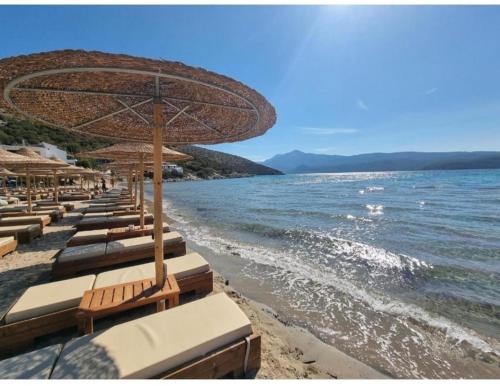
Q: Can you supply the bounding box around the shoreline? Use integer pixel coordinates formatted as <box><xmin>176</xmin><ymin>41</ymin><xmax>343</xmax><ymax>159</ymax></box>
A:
<box><xmin>145</xmin><ymin>197</ymin><xmax>388</xmax><ymax>379</ymax></box>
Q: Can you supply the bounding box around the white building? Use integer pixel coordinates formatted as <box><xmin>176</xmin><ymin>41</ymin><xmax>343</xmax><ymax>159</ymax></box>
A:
<box><xmin>0</xmin><ymin>141</ymin><xmax>77</xmax><ymax>165</ymax></box>
<box><xmin>162</xmin><ymin>163</ymin><xmax>183</xmax><ymax>174</ymax></box>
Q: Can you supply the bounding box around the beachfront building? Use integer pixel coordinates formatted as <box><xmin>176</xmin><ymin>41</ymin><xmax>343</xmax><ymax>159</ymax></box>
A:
<box><xmin>163</xmin><ymin>163</ymin><xmax>183</xmax><ymax>174</ymax></box>
<box><xmin>0</xmin><ymin>142</ymin><xmax>77</xmax><ymax>165</ymax></box>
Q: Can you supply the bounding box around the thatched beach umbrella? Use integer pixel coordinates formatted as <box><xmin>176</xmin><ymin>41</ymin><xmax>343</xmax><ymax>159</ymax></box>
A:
<box><xmin>0</xmin><ymin>50</ymin><xmax>276</xmax><ymax>290</ymax></box>
<box><xmin>0</xmin><ymin>167</ymin><xmax>15</xmax><ymax>195</ymax></box>
<box><xmin>78</xmin><ymin>143</ymin><xmax>191</xmax><ymax>229</ymax></box>
<box><xmin>0</xmin><ymin>148</ymin><xmax>65</xmax><ymax>211</ymax></box>
<box><xmin>16</xmin><ymin>147</ymin><xmax>70</xmax><ymax>205</ymax></box>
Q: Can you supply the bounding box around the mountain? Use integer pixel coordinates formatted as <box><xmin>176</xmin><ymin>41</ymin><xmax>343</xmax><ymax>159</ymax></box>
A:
<box><xmin>262</xmin><ymin>150</ymin><xmax>500</xmax><ymax>174</ymax></box>
<box><xmin>176</xmin><ymin>145</ymin><xmax>283</xmax><ymax>179</ymax></box>
<box><xmin>0</xmin><ymin>113</ymin><xmax>115</xmax><ymax>157</ymax></box>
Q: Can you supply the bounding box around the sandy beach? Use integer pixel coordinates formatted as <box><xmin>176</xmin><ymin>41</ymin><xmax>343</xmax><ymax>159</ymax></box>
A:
<box><xmin>0</xmin><ymin>197</ymin><xmax>386</xmax><ymax>379</ymax></box>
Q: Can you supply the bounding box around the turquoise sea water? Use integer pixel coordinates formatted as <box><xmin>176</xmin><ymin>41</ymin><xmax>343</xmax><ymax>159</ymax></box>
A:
<box><xmin>146</xmin><ymin>169</ymin><xmax>500</xmax><ymax>378</ymax></box>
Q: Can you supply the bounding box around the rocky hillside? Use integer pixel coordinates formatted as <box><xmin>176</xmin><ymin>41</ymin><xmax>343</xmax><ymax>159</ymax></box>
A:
<box><xmin>0</xmin><ymin>114</ymin><xmax>282</xmax><ymax>180</ymax></box>
<box><xmin>175</xmin><ymin>145</ymin><xmax>283</xmax><ymax>180</ymax></box>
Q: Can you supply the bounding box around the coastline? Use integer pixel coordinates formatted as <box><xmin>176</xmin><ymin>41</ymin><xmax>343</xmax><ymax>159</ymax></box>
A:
<box><xmin>145</xmin><ymin>197</ymin><xmax>388</xmax><ymax>379</ymax></box>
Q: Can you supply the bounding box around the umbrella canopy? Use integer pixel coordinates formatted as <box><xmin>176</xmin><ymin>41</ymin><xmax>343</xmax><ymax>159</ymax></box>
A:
<box><xmin>0</xmin><ymin>50</ymin><xmax>276</xmax><ymax>144</ymax></box>
<box><xmin>16</xmin><ymin>147</ymin><xmax>69</xmax><ymax>169</ymax></box>
<box><xmin>77</xmin><ymin>143</ymin><xmax>192</xmax><ymax>162</ymax></box>
<box><xmin>0</xmin><ymin>167</ymin><xmax>15</xmax><ymax>176</ymax></box>
<box><xmin>0</xmin><ymin>148</ymin><xmax>65</xmax><ymax>210</ymax></box>
<box><xmin>0</xmin><ymin>50</ymin><xmax>276</xmax><ymax>289</ymax></box>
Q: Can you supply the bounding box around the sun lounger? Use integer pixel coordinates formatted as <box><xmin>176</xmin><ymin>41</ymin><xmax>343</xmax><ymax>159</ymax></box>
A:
<box><xmin>67</xmin><ymin>223</ymin><xmax>170</xmax><ymax>247</ymax></box>
<box><xmin>50</xmin><ymin>293</ymin><xmax>259</xmax><ymax>379</ymax></box>
<box><xmin>0</xmin><ymin>224</ymin><xmax>42</xmax><ymax>244</ymax></box>
<box><xmin>0</xmin><ymin>215</ymin><xmax>51</xmax><ymax>229</ymax></box>
<box><xmin>0</xmin><ymin>237</ymin><xmax>17</xmax><ymax>258</ymax></box>
<box><xmin>0</xmin><ymin>210</ymin><xmax>62</xmax><ymax>223</ymax></box>
<box><xmin>0</xmin><ymin>344</ymin><xmax>63</xmax><ymax>379</ymax></box>
<box><xmin>0</xmin><ymin>207</ymin><xmax>26</xmax><ymax>213</ymax></box>
<box><xmin>52</xmin><ymin>232</ymin><xmax>186</xmax><ymax>278</ymax></box>
<box><xmin>0</xmin><ymin>253</ymin><xmax>212</xmax><ymax>356</ymax></box>
<box><xmin>75</xmin><ymin>214</ymin><xmax>154</xmax><ymax>231</ymax></box>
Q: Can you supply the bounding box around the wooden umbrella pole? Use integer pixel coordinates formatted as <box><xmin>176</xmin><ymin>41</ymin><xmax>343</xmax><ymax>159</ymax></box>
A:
<box><xmin>53</xmin><ymin>170</ymin><xmax>59</xmax><ymax>203</ymax></box>
<box><xmin>139</xmin><ymin>153</ymin><xmax>145</xmax><ymax>229</ymax></box>
<box><xmin>26</xmin><ymin>167</ymin><xmax>32</xmax><ymax>213</ymax></box>
<box><xmin>134</xmin><ymin>168</ymin><xmax>138</xmax><ymax>208</ymax></box>
<box><xmin>153</xmin><ymin>86</ymin><xmax>165</xmax><ymax>291</ymax></box>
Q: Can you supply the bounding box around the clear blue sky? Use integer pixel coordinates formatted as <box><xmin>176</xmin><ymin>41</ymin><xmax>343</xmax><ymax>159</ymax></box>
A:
<box><xmin>1</xmin><ymin>5</ymin><xmax>499</xmax><ymax>161</ymax></box>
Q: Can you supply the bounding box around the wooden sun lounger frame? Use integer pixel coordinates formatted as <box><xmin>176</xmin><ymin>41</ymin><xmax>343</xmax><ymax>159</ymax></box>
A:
<box><xmin>0</xmin><ymin>224</ymin><xmax>42</xmax><ymax>244</ymax></box>
<box><xmin>0</xmin><ymin>270</ymin><xmax>213</xmax><ymax>358</ymax></box>
<box><xmin>67</xmin><ymin>224</ymin><xmax>170</xmax><ymax>247</ymax></box>
<box><xmin>0</xmin><ymin>216</ymin><xmax>51</xmax><ymax>229</ymax></box>
<box><xmin>0</xmin><ymin>210</ymin><xmax>62</xmax><ymax>223</ymax></box>
<box><xmin>0</xmin><ymin>237</ymin><xmax>17</xmax><ymax>258</ymax></box>
<box><xmin>159</xmin><ymin>332</ymin><xmax>261</xmax><ymax>379</ymax></box>
<box><xmin>51</xmin><ymin>239</ymin><xmax>187</xmax><ymax>279</ymax></box>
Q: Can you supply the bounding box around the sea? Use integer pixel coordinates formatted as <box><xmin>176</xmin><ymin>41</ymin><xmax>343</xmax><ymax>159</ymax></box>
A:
<box><xmin>146</xmin><ymin>169</ymin><xmax>500</xmax><ymax>378</ymax></box>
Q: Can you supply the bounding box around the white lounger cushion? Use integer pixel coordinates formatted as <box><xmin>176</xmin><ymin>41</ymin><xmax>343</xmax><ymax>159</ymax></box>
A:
<box><xmin>0</xmin><ymin>236</ymin><xmax>15</xmax><ymax>246</ymax></box>
<box><xmin>105</xmin><ymin>232</ymin><xmax>182</xmax><ymax>255</ymax></box>
<box><xmin>70</xmin><ymin>229</ymin><xmax>108</xmax><ymax>243</ymax></box>
<box><xmin>0</xmin><ymin>344</ymin><xmax>63</xmax><ymax>379</ymax></box>
<box><xmin>51</xmin><ymin>293</ymin><xmax>252</xmax><ymax>379</ymax></box>
<box><xmin>58</xmin><ymin>243</ymin><xmax>107</xmax><ymax>263</ymax></box>
<box><xmin>5</xmin><ymin>275</ymin><xmax>95</xmax><ymax>324</ymax></box>
<box><xmin>93</xmin><ymin>252</ymin><xmax>210</xmax><ymax>288</ymax></box>
<box><xmin>0</xmin><ymin>215</ymin><xmax>49</xmax><ymax>223</ymax></box>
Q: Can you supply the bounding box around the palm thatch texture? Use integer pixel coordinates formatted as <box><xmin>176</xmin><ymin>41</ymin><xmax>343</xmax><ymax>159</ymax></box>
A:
<box><xmin>0</xmin><ymin>167</ymin><xmax>15</xmax><ymax>194</ymax></box>
<box><xmin>0</xmin><ymin>49</ymin><xmax>277</xmax><ymax>288</ymax></box>
<box><xmin>0</xmin><ymin>148</ymin><xmax>66</xmax><ymax>211</ymax></box>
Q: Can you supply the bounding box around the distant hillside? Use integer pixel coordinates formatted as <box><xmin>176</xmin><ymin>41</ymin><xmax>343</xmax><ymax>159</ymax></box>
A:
<box><xmin>0</xmin><ymin>114</ymin><xmax>282</xmax><ymax>180</ymax></box>
<box><xmin>176</xmin><ymin>145</ymin><xmax>283</xmax><ymax>179</ymax></box>
<box><xmin>263</xmin><ymin>150</ymin><xmax>500</xmax><ymax>173</ymax></box>
<box><xmin>0</xmin><ymin>113</ymin><xmax>115</xmax><ymax>156</ymax></box>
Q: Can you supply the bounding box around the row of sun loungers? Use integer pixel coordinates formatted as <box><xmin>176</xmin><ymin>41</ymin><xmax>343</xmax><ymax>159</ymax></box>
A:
<box><xmin>0</xmin><ymin>293</ymin><xmax>259</xmax><ymax>379</ymax></box>
<box><xmin>68</xmin><ymin>223</ymin><xmax>169</xmax><ymax>246</ymax></box>
<box><xmin>0</xmin><ymin>188</ymin><xmax>261</xmax><ymax>378</ymax></box>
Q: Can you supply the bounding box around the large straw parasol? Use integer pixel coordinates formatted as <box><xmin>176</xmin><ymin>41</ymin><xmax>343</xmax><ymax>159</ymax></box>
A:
<box><xmin>16</xmin><ymin>147</ymin><xmax>71</xmax><ymax>204</ymax></box>
<box><xmin>0</xmin><ymin>50</ymin><xmax>276</xmax><ymax>292</ymax></box>
<box><xmin>0</xmin><ymin>167</ymin><xmax>15</xmax><ymax>195</ymax></box>
<box><xmin>78</xmin><ymin>143</ymin><xmax>191</xmax><ymax>228</ymax></box>
<box><xmin>0</xmin><ymin>148</ymin><xmax>66</xmax><ymax>211</ymax></box>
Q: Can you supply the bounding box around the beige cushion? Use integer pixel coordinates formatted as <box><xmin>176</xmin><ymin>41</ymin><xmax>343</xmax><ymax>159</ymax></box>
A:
<box><xmin>105</xmin><ymin>232</ymin><xmax>182</xmax><ymax>255</ymax></box>
<box><xmin>0</xmin><ymin>224</ymin><xmax>37</xmax><ymax>234</ymax></box>
<box><xmin>83</xmin><ymin>212</ymin><xmax>112</xmax><ymax>218</ymax></box>
<box><xmin>51</xmin><ymin>293</ymin><xmax>252</xmax><ymax>379</ymax></box>
<box><xmin>0</xmin><ymin>344</ymin><xmax>63</xmax><ymax>379</ymax></box>
<box><xmin>0</xmin><ymin>236</ymin><xmax>15</xmax><ymax>246</ymax></box>
<box><xmin>58</xmin><ymin>243</ymin><xmax>106</xmax><ymax>263</ymax></box>
<box><xmin>0</xmin><ymin>215</ymin><xmax>48</xmax><ymax>223</ymax></box>
<box><xmin>5</xmin><ymin>275</ymin><xmax>95</xmax><ymax>324</ymax></box>
<box><xmin>94</xmin><ymin>252</ymin><xmax>210</xmax><ymax>288</ymax></box>
<box><xmin>114</xmin><ymin>214</ymin><xmax>152</xmax><ymax>221</ymax></box>
<box><xmin>70</xmin><ymin>229</ymin><xmax>108</xmax><ymax>244</ymax></box>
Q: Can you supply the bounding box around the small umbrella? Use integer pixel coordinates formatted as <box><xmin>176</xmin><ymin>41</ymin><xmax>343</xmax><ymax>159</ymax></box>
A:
<box><xmin>78</xmin><ymin>143</ymin><xmax>191</xmax><ymax>228</ymax></box>
<box><xmin>0</xmin><ymin>167</ymin><xmax>15</xmax><ymax>195</ymax></box>
<box><xmin>0</xmin><ymin>148</ymin><xmax>65</xmax><ymax>212</ymax></box>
